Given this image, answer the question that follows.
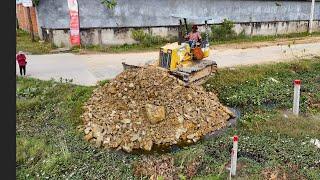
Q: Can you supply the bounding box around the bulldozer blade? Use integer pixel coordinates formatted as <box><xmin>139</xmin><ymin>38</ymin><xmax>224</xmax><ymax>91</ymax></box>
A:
<box><xmin>170</xmin><ymin>60</ymin><xmax>217</xmax><ymax>86</ymax></box>
<box><xmin>122</xmin><ymin>62</ymin><xmax>143</xmax><ymax>71</ymax></box>
<box><xmin>122</xmin><ymin>60</ymin><xmax>217</xmax><ymax>86</ymax></box>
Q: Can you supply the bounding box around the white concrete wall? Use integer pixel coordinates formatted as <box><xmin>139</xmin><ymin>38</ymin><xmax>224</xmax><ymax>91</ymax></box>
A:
<box><xmin>52</xmin><ymin>30</ymin><xmax>70</xmax><ymax>48</ymax></box>
<box><xmin>101</xmin><ymin>28</ymin><xmax>136</xmax><ymax>45</ymax></box>
<box><xmin>80</xmin><ymin>29</ymin><xmax>100</xmax><ymax>46</ymax></box>
<box><xmin>51</xmin><ymin>20</ymin><xmax>320</xmax><ymax>47</ymax></box>
<box><xmin>311</xmin><ymin>20</ymin><xmax>320</xmax><ymax>32</ymax></box>
<box><xmin>37</xmin><ymin>0</ymin><xmax>320</xmax><ymax>28</ymax></box>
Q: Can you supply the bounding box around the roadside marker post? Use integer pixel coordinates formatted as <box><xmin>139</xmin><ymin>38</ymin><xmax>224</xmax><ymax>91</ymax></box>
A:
<box><xmin>293</xmin><ymin>80</ymin><xmax>301</xmax><ymax>116</ymax></box>
<box><xmin>230</xmin><ymin>135</ymin><xmax>238</xmax><ymax>176</ymax></box>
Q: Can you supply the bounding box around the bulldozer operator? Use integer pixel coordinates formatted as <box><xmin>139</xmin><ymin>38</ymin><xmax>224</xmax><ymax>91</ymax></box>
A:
<box><xmin>185</xmin><ymin>25</ymin><xmax>202</xmax><ymax>48</ymax></box>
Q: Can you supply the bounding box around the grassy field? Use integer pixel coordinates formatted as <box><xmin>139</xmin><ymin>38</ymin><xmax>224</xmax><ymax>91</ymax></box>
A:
<box><xmin>16</xmin><ymin>58</ymin><xmax>320</xmax><ymax>179</ymax></box>
<box><xmin>16</xmin><ymin>29</ymin><xmax>56</xmax><ymax>54</ymax></box>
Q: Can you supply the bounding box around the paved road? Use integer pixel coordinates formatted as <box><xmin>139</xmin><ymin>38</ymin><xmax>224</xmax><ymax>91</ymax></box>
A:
<box><xmin>16</xmin><ymin>42</ymin><xmax>320</xmax><ymax>86</ymax></box>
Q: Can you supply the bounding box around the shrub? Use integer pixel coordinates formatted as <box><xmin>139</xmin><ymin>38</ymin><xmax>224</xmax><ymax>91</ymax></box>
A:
<box><xmin>131</xmin><ymin>30</ymin><xmax>168</xmax><ymax>47</ymax></box>
<box><xmin>32</xmin><ymin>0</ymin><xmax>40</xmax><ymax>6</ymax></box>
<box><xmin>131</xmin><ymin>30</ymin><xmax>146</xmax><ymax>42</ymax></box>
<box><xmin>101</xmin><ymin>0</ymin><xmax>117</xmax><ymax>9</ymax></box>
<box><xmin>211</xmin><ymin>19</ymin><xmax>237</xmax><ymax>41</ymax></box>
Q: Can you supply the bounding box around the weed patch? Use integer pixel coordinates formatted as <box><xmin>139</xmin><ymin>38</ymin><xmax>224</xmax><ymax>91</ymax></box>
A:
<box><xmin>205</xmin><ymin>58</ymin><xmax>320</xmax><ymax>114</ymax></box>
<box><xmin>16</xmin><ymin>58</ymin><xmax>320</xmax><ymax>179</ymax></box>
<box><xmin>131</xmin><ymin>29</ymin><xmax>170</xmax><ymax>47</ymax></box>
<box><xmin>248</xmin><ymin>113</ymin><xmax>320</xmax><ymax>139</ymax></box>
<box><xmin>16</xmin><ymin>77</ymin><xmax>137</xmax><ymax>179</ymax></box>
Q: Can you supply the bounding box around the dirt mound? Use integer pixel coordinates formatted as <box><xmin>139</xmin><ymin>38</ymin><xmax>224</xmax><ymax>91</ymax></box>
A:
<box><xmin>81</xmin><ymin>66</ymin><xmax>234</xmax><ymax>152</ymax></box>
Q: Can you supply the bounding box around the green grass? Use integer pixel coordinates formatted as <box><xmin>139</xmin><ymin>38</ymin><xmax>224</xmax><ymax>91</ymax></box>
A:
<box><xmin>74</xmin><ymin>31</ymin><xmax>320</xmax><ymax>54</ymax></box>
<box><xmin>16</xmin><ymin>58</ymin><xmax>320</xmax><ymax>179</ymax></box>
<box><xmin>16</xmin><ymin>29</ymin><xmax>56</xmax><ymax>54</ymax></box>
<box><xmin>97</xmin><ymin>79</ymin><xmax>110</xmax><ymax>86</ymax></box>
<box><xmin>16</xmin><ymin>78</ymin><xmax>137</xmax><ymax>179</ymax></box>
<box><xmin>206</xmin><ymin>58</ymin><xmax>320</xmax><ymax>114</ymax></box>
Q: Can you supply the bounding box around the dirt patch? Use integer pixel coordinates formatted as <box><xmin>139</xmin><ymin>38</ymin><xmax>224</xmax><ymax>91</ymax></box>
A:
<box><xmin>133</xmin><ymin>156</ymin><xmax>178</xmax><ymax>180</ymax></box>
<box><xmin>212</xmin><ymin>36</ymin><xmax>320</xmax><ymax>50</ymax></box>
<box><xmin>184</xmin><ymin>158</ymin><xmax>203</xmax><ymax>179</ymax></box>
<box><xmin>261</xmin><ymin>164</ymin><xmax>308</xmax><ymax>180</ymax></box>
<box><xmin>262</xmin><ymin>167</ymin><xmax>291</xmax><ymax>180</ymax></box>
<box><xmin>82</xmin><ymin>66</ymin><xmax>234</xmax><ymax>152</ymax></box>
<box><xmin>133</xmin><ymin>155</ymin><xmax>203</xmax><ymax>180</ymax></box>
<box><xmin>224</xmin><ymin>161</ymin><xmax>248</xmax><ymax>174</ymax></box>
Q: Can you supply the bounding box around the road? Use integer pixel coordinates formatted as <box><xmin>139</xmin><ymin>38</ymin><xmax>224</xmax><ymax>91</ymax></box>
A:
<box><xmin>16</xmin><ymin>40</ymin><xmax>320</xmax><ymax>86</ymax></box>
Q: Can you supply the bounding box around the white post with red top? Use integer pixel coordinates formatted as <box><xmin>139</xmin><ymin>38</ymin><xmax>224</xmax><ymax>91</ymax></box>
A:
<box><xmin>230</xmin><ymin>135</ymin><xmax>238</xmax><ymax>176</ymax></box>
<box><xmin>293</xmin><ymin>80</ymin><xmax>301</xmax><ymax>116</ymax></box>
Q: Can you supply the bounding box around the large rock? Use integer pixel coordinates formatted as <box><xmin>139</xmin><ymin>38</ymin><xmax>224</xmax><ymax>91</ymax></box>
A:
<box><xmin>145</xmin><ymin>104</ymin><xmax>166</xmax><ymax>124</ymax></box>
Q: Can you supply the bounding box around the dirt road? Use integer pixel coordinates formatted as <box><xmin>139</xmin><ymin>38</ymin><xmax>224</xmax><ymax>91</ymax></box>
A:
<box><xmin>212</xmin><ymin>36</ymin><xmax>320</xmax><ymax>50</ymax></box>
<box><xmin>16</xmin><ymin>38</ymin><xmax>320</xmax><ymax>86</ymax></box>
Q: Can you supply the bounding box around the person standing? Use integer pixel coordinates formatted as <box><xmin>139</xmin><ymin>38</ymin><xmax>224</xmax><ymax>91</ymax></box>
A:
<box><xmin>16</xmin><ymin>51</ymin><xmax>27</xmax><ymax>76</ymax></box>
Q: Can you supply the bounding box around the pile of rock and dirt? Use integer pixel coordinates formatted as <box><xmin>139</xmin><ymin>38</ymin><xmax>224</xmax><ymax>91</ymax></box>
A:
<box><xmin>81</xmin><ymin>66</ymin><xmax>234</xmax><ymax>152</ymax></box>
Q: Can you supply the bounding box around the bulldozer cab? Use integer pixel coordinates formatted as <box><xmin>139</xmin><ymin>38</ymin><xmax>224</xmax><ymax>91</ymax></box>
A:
<box><xmin>159</xmin><ymin>18</ymin><xmax>211</xmax><ymax>71</ymax></box>
<box><xmin>180</xmin><ymin>18</ymin><xmax>210</xmax><ymax>56</ymax></box>
<box><xmin>156</xmin><ymin>17</ymin><xmax>217</xmax><ymax>85</ymax></box>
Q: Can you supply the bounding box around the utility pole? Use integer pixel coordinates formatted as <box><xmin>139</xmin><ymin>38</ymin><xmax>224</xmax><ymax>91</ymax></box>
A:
<box><xmin>309</xmin><ymin>0</ymin><xmax>315</xmax><ymax>34</ymax></box>
<box><xmin>26</xmin><ymin>6</ymin><xmax>35</xmax><ymax>41</ymax></box>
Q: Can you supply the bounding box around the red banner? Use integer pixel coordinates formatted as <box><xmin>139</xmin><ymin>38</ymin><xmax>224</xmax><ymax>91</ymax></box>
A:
<box><xmin>67</xmin><ymin>0</ymin><xmax>80</xmax><ymax>46</ymax></box>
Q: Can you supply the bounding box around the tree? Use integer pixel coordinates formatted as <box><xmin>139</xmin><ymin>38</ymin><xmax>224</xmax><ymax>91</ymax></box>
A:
<box><xmin>32</xmin><ymin>0</ymin><xmax>40</xmax><ymax>6</ymax></box>
<box><xmin>101</xmin><ymin>0</ymin><xmax>117</xmax><ymax>9</ymax></box>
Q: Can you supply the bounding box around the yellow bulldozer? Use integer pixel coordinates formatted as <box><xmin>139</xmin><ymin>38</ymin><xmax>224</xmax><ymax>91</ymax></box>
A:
<box><xmin>123</xmin><ymin>18</ymin><xmax>217</xmax><ymax>85</ymax></box>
